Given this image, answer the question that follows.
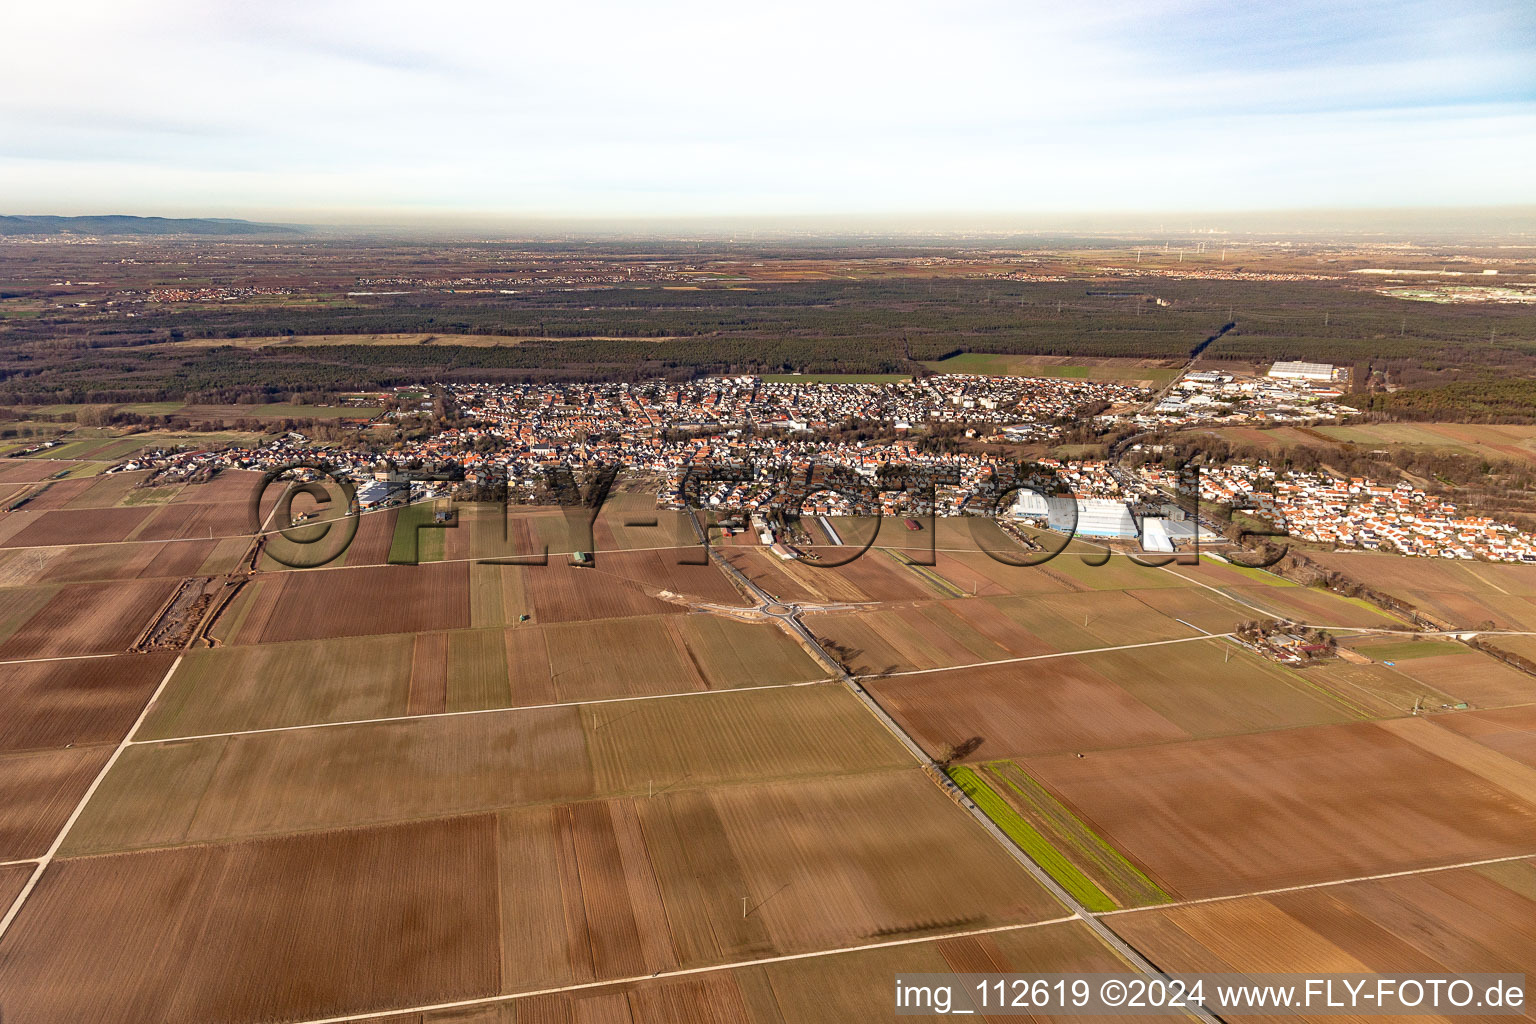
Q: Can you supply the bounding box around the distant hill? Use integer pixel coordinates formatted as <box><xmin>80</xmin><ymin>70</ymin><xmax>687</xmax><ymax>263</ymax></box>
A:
<box><xmin>0</xmin><ymin>215</ymin><xmax>302</xmax><ymax>236</ymax></box>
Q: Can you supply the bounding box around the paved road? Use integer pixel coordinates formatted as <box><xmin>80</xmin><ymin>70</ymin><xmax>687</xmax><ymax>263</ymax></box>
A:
<box><xmin>686</xmin><ymin>511</ymin><xmax>1225</xmax><ymax>1023</ymax></box>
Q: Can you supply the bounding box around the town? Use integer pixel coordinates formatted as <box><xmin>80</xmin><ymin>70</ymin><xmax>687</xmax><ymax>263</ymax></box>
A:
<box><xmin>90</xmin><ymin>367</ymin><xmax>1536</xmax><ymax>564</ymax></box>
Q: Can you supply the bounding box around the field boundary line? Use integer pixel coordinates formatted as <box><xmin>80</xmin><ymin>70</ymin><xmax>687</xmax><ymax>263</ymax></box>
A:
<box><xmin>134</xmin><ymin>677</ymin><xmax>836</xmax><ymax>745</ymax></box>
<box><xmin>289</xmin><ymin>914</ymin><xmax>1081</xmax><ymax>1024</ymax></box>
<box><xmin>0</xmin><ymin>652</ymin><xmax>184</xmax><ymax>941</ymax></box>
<box><xmin>0</xmin><ymin>651</ymin><xmax>123</xmax><ymax>667</ymax></box>
<box><xmin>1100</xmin><ymin>850</ymin><xmax>1536</xmax><ymax>917</ymax></box>
<box><xmin>861</xmin><ymin>632</ymin><xmax>1228</xmax><ymax>680</ymax></box>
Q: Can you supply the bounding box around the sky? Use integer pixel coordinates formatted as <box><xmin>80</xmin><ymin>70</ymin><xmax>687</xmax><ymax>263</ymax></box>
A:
<box><xmin>2</xmin><ymin>0</ymin><xmax>1534</xmax><ymax>222</ymax></box>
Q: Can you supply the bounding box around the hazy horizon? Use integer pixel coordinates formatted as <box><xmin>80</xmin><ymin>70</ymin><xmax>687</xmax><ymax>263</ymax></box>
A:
<box><xmin>7</xmin><ymin>206</ymin><xmax>1536</xmax><ymax>242</ymax></box>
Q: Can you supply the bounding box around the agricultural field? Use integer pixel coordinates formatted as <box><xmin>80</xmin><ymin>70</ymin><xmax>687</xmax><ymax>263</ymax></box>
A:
<box><xmin>6</xmin><ymin>406</ymin><xmax>1536</xmax><ymax>1013</ymax></box>
<box><xmin>0</xmin><ymin>577</ymin><xmax>179</xmax><ymax>658</ymax></box>
<box><xmin>1111</xmin><ymin>860</ymin><xmax>1536</xmax><ymax>982</ymax></box>
<box><xmin>1</xmin><ymin>652</ymin><xmax>177</xmax><ymax>752</ymax></box>
<box><xmin>921</xmin><ymin>352</ymin><xmax>1180</xmax><ymax>384</ymax></box>
<box><xmin>0</xmin><ymin>744</ymin><xmax>113</xmax><ymax>860</ymax></box>
<box><xmin>865</xmin><ymin>634</ymin><xmax>1361</xmax><ymax>765</ymax></box>
<box><xmin>1314</xmin><ymin>421</ymin><xmax>1536</xmax><ymax>462</ymax></box>
<box><xmin>140</xmin><ymin>615</ymin><xmax>826</xmax><ymax>738</ymax></box>
<box><xmin>1309</xmin><ymin>551</ymin><xmax>1536</xmax><ymax>630</ymax></box>
<box><xmin>1020</xmin><ymin>717</ymin><xmax>1536</xmax><ymax>900</ymax></box>
<box><xmin>0</xmin><ymin>817</ymin><xmax>501</xmax><ymax>1023</ymax></box>
<box><xmin>11</xmin><ymin>645</ymin><xmax>1082</xmax><ymax>1019</ymax></box>
<box><xmin>209</xmin><ymin>561</ymin><xmax>471</xmax><ymax>644</ymax></box>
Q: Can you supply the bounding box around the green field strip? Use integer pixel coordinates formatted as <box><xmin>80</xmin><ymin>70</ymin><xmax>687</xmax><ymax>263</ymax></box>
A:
<box><xmin>1326</xmin><ymin>590</ymin><xmax>1415</xmax><ymax>627</ymax></box>
<box><xmin>1198</xmin><ymin>558</ymin><xmax>1297</xmax><ymax>586</ymax></box>
<box><xmin>445</xmin><ymin>627</ymin><xmax>510</xmax><ymax>712</ymax></box>
<box><xmin>4</xmin><ymin>481</ymin><xmax>49</xmax><ymax>511</ymax></box>
<box><xmin>1353</xmin><ymin>640</ymin><xmax>1463</xmax><ymax>662</ymax></box>
<box><xmin>982</xmin><ymin>760</ymin><xmax>1170</xmax><ymax>908</ymax></box>
<box><xmin>884</xmin><ymin>548</ymin><xmax>967</xmax><ymax>599</ymax></box>
<box><xmin>387</xmin><ymin>501</ymin><xmax>446</xmax><ymax>564</ymax></box>
<box><xmin>947</xmin><ymin>764</ymin><xmax>1116</xmax><ymax>912</ymax></box>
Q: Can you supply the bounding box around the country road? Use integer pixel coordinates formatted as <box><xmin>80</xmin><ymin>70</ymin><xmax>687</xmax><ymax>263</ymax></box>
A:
<box><xmin>686</xmin><ymin>511</ymin><xmax>1226</xmax><ymax>1023</ymax></box>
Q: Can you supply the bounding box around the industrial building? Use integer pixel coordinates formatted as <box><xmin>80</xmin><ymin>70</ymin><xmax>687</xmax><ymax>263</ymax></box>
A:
<box><xmin>1266</xmin><ymin>360</ymin><xmax>1336</xmax><ymax>382</ymax></box>
<box><xmin>1012</xmin><ymin>492</ymin><xmax>1140</xmax><ymax>539</ymax></box>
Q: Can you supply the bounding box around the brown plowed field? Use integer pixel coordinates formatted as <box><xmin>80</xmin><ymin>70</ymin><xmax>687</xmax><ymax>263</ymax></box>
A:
<box><xmin>805</xmin><ymin>601</ymin><xmax>1045</xmax><ymax>675</ymax></box>
<box><xmin>929</xmin><ymin>549</ymin><xmax>1101</xmax><ymax>597</ymax></box>
<box><xmin>140</xmin><ymin>616</ymin><xmax>825</xmax><ymax>738</ymax></box>
<box><xmin>0</xmin><ymin>461</ymin><xmax>60</xmax><ymax>483</ymax></box>
<box><xmin>407</xmin><ymin>631</ymin><xmax>449</xmax><ymax>715</ymax></box>
<box><xmin>1433</xmin><ymin>705</ymin><xmax>1536</xmax><ymax>769</ymax></box>
<box><xmin>0</xmin><ymin>510</ymin><xmax>41</xmax><ymax>545</ymax></box>
<box><xmin>868</xmin><ymin>659</ymin><xmax>1190</xmax><ymax>762</ymax></box>
<box><xmin>0</xmin><ymin>506</ymin><xmax>155</xmax><ymax>547</ymax></box>
<box><xmin>1311</xmin><ymin>552</ymin><xmax>1536</xmax><ymax>599</ymax></box>
<box><xmin>141</xmin><ymin>634</ymin><xmax>415</xmax><ymax>740</ymax></box>
<box><xmin>9</xmin><ymin>477</ymin><xmax>95</xmax><ymax>510</ymax></box>
<box><xmin>721</xmin><ymin>549</ymin><xmax>828</xmax><ymax>603</ymax></box>
<box><xmin>344</xmin><ymin>507</ymin><xmax>399</xmax><ymax>565</ymax></box>
<box><xmin>1385</xmin><ymin>649</ymin><xmax>1536</xmax><ymax>708</ymax></box>
<box><xmin>584</xmin><ymin>685</ymin><xmax>908</xmax><ymax>795</ymax></box>
<box><xmin>674</xmin><ymin>615</ymin><xmax>826</xmax><ymax>687</ymax></box>
<box><xmin>0</xmin><ymin>744</ymin><xmax>112</xmax><ymax>859</ymax></box>
<box><xmin>761</xmin><ymin>553</ymin><xmax>877</xmax><ymax>603</ymax></box>
<box><xmin>525</xmin><ymin>558</ymin><xmax>691</xmax><ymax>623</ymax></box>
<box><xmin>1069</xmin><ymin>642</ymin><xmax>1356</xmax><ymax>737</ymax></box>
<box><xmin>500</xmin><ymin>920</ymin><xmax>1128</xmax><ymax>1024</ymax></box>
<box><xmin>0</xmin><ymin>815</ymin><xmax>500</xmax><ymax>1024</ymax></box>
<box><xmin>68</xmin><ymin>706</ymin><xmax>595</xmax><ymax>853</ymax></box>
<box><xmin>1124</xmin><ymin>586</ymin><xmax>1249</xmax><ymax>635</ymax></box>
<box><xmin>544</xmin><ymin>616</ymin><xmax>703</xmax><ymax>701</ymax></box>
<box><xmin>1</xmin><ymin>652</ymin><xmax>173</xmax><ymax>753</ymax></box>
<box><xmin>594</xmin><ymin>548</ymin><xmax>746</xmax><ymax>604</ymax></box>
<box><xmin>1111</xmin><ymin>860</ymin><xmax>1536</xmax><ymax>980</ymax></box>
<box><xmin>1026</xmin><ymin>719</ymin><xmax>1536</xmax><ymax>900</ymax></box>
<box><xmin>231</xmin><ymin>561</ymin><xmax>470</xmax><ymax>643</ymax></box>
<box><xmin>20</xmin><ymin>538</ymin><xmax>234</xmax><ymax>584</ymax></box>
<box><xmin>706</xmin><ymin>770</ymin><xmax>1060</xmax><ymax>951</ymax></box>
<box><xmin>70</xmin><ymin>686</ymin><xmax>903</xmax><ymax>854</ymax></box>
<box><xmin>136</xmin><ymin>500</ymin><xmax>259</xmax><ymax>541</ymax></box>
<box><xmin>1224</xmin><ymin>582</ymin><xmax>1407</xmax><ymax>628</ymax></box>
<box><xmin>795</xmin><ymin>548</ymin><xmax>935</xmax><ymax>601</ymax></box>
<box><xmin>136</xmin><ymin>538</ymin><xmax>227</xmax><ymax>578</ymax></box>
<box><xmin>0</xmin><ymin>863</ymin><xmax>31</xmax><ymax>910</ymax></box>
<box><xmin>0</xmin><ymin>578</ymin><xmax>178</xmax><ymax>658</ymax></box>
<box><xmin>182</xmin><ymin>468</ymin><xmax>265</xmax><ymax>503</ymax></box>
<box><xmin>28</xmin><ymin>542</ymin><xmax>156</xmax><ymax>583</ymax></box>
<box><xmin>499</xmin><ymin>774</ymin><xmax>1063</xmax><ymax>993</ymax></box>
<box><xmin>983</xmin><ymin>590</ymin><xmax>1205</xmax><ymax>651</ymax></box>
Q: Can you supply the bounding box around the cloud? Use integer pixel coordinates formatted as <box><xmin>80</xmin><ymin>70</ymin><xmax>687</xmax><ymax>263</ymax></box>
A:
<box><xmin>2</xmin><ymin>0</ymin><xmax>1532</xmax><ymax>216</ymax></box>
